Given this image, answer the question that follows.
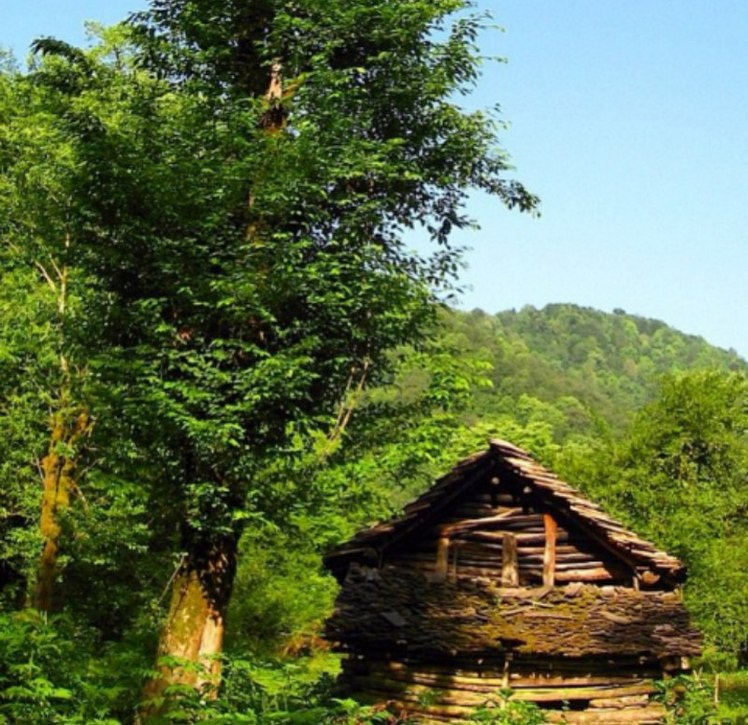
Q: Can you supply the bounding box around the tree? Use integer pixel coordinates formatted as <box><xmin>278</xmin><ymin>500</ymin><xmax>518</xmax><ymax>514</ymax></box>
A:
<box><xmin>579</xmin><ymin>370</ymin><xmax>748</xmax><ymax>658</ymax></box>
<box><xmin>0</xmin><ymin>54</ymin><xmax>96</xmax><ymax>612</ymax></box>
<box><xmin>17</xmin><ymin>0</ymin><xmax>537</xmax><ymax>711</ymax></box>
<box><xmin>616</xmin><ymin>371</ymin><xmax>748</xmax><ymax>551</ymax></box>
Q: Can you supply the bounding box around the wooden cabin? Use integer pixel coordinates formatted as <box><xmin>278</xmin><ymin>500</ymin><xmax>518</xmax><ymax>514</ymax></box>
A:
<box><xmin>324</xmin><ymin>439</ymin><xmax>701</xmax><ymax>724</ymax></box>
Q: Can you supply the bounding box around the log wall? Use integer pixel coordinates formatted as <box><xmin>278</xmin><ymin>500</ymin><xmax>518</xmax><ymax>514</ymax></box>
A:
<box><xmin>386</xmin><ymin>477</ymin><xmax>633</xmax><ymax>587</ymax></box>
<box><xmin>342</xmin><ymin>656</ymin><xmax>666</xmax><ymax>723</ymax></box>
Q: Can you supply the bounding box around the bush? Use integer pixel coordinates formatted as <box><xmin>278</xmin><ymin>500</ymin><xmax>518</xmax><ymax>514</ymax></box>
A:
<box><xmin>468</xmin><ymin>691</ymin><xmax>547</xmax><ymax>724</ymax></box>
<box><xmin>657</xmin><ymin>674</ymin><xmax>715</xmax><ymax>724</ymax></box>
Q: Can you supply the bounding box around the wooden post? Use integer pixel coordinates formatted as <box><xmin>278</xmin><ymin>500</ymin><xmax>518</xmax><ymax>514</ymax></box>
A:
<box><xmin>501</xmin><ymin>533</ymin><xmax>518</xmax><ymax>586</ymax></box>
<box><xmin>450</xmin><ymin>541</ymin><xmax>461</xmax><ymax>581</ymax></box>
<box><xmin>543</xmin><ymin>513</ymin><xmax>557</xmax><ymax>588</ymax></box>
<box><xmin>435</xmin><ymin>536</ymin><xmax>450</xmax><ymax>582</ymax></box>
<box><xmin>490</xmin><ymin>475</ymin><xmax>501</xmax><ymax>507</ymax></box>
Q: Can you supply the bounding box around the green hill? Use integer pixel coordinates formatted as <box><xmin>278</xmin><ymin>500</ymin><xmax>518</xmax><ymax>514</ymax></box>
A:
<box><xmin>442</xmin><ymin>303</ymin><xmax>745</xmax><ymax>434</ymax></box>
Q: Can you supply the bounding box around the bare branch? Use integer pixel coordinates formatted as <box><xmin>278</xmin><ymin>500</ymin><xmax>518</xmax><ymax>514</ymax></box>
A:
<box><xmin>321</xmin><ymin>357</ymin><xmax>371</xmax><ymax>459</ymax></box>
<box><xmin>34</xmin><ymin>261</ymin><xmax>58</xmax><ymax>295</ymax></box>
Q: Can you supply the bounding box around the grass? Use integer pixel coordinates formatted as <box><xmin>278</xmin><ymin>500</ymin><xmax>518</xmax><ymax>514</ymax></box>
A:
<box><xmin>716</xmin><ymin>671</ymin><xmax>748</xmax><ymax>723</ymax></box>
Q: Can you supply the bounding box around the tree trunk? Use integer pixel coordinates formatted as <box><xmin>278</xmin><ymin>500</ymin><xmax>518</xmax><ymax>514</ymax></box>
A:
<box><xmin>141</xmin><ymin>534</ymin><xmax>238</xmax><ymax>717</ymax></box>
<box><xmin>33</xmin><ymin>248</ymin><xmax>90</xmax><ymax>612</ymax></box>
<box><xmin>33</xmin><ymin>407</ymin><xmax>89</xmax><ymax>612</ymax></box>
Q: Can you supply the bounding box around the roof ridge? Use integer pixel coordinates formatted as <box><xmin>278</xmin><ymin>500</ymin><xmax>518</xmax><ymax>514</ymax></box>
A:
<box><xmin>324</xmin><ymin>438</ymin><xmax>685</xmax><ymax>582</ymax></box>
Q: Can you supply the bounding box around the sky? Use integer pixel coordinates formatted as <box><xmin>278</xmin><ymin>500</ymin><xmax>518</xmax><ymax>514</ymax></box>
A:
<box><xmin>3</xmin><ymin>2</ymin><xmax>748</xmax><ymax>356</ymax></box>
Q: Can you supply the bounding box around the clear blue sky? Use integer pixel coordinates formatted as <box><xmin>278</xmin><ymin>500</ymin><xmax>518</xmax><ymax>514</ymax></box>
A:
<box><xmin>3</xmin><ymin>2</ymin><xmax>748</xmax><ymax>356</ymax></box>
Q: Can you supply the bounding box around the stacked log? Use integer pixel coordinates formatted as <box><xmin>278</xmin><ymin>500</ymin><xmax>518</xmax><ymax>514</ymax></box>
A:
<box><xmin>324</xmin><ymin>440</ymin><xmax>685</xmax><ymax>588</ymax></box>
<box><xmin>343</xmin><ymin>657</ymin><xmax>667</xmax><ymax>723</ymax></box>
<box><xmin>387</xmin><ymin>474</ymin><xmax>637</xmax><ymax>588</ymax></box>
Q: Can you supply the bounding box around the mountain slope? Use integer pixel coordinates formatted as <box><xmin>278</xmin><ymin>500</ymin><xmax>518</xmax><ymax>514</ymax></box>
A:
<box><xmin>443</xmin><ymin>303</ymin><xmax>745</xmax><ymax>433</ymax></box>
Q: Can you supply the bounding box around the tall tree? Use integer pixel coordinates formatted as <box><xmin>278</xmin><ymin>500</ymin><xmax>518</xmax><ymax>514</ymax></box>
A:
<box><xmin>17</xmin><ymin>1</ymin><xmax>537</xmax><ymax>709</ymax></box>
<box><xmin>0</xmin><ymin>54</ymin><xmax>95</xmax><ymax>612</ymax></box>
<box><xmin>614</xmin><ymin>370</ymin><xmax>748</xmax><ymax>553</ymax></box>
<box><xmin>127</xmin><ymin>2</ymin><xmax>535</xmax><ymax>706</ymax></box>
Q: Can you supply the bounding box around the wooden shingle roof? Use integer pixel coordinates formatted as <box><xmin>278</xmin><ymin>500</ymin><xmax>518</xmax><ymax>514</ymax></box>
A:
<box><xmin>324</xmin><ymin>438</ymin><xmax>685</xmax><ymax>581</ymax></box>
<box><xmin>326</xmin><ymin>566</ymin><xmax>700</xmax><ymax>659</ymax></box>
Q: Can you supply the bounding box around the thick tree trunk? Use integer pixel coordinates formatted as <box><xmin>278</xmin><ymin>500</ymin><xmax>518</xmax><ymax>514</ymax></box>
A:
<box><xmin>33</xmin><ymin>408</ymin><xmax>89</xmax><ymax>612</ymax></box>
<box><xmin>141</xmin><ymin>534</ymin><xmax>238</xmax><ymax>717</ymax></box>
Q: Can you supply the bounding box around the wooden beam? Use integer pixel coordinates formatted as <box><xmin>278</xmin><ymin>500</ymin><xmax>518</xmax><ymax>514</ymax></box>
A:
<box><xmin>350</xmin><ymin>676</ymin><xmax>656</xmax><ymax>704</ymax></box>
<box><xmin>543</xmin><ymin>513</ymin><xmax>557</xmax><ymax>588</ymax></box>
<box><xmin>440</xmin><ymin>509</ymin><xmax>515</xmax><ymax>535</ymax></box>
<box><xmin>533</xmin><ymin>490</ymin><xmax>641</xmax><ymax>580</ymax></box>
<box><xmin>434</xmin><ymin>536</ymin><xmax>450</xmax><ymax>582</ymax></box>
<box><xmin>501</xmin><ymin>532</ymin><xmax>519</xmax><ymax>586</ymax></box>
<box><xmin>502</xmin><ymin>656</ymin><xmax>510</xmax><ymax>688</ymax></box>
<box><xmin>490</xmin><ymin>475</ymin><xmax>501</xmax><ymax>507</ymax></box>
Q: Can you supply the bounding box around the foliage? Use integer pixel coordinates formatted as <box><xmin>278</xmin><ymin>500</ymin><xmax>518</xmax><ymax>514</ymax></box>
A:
<box><xmin>575</xmin><ymin>371</ymin><xmax>748</xmax><ymax>656</ymax></box>
<box><xmin>0</xmin><ymin>609</ymin><xmax>150</xmax><ymax>723</ymax></box>
<box><xmin>468</xmin><ymin>691</ymin><xmax>547</xmax><ymax>723</ymax></box>
<box><xmin>657</xmin><ymin>673</ymin><xmax>716</xmax><ymax>724</ymax></box>
<box><xmin>126</xmin><ymin>655</ymin><xmax>410</xmax><ymax>724</ymax></box>
<box><xmin>714</xmin><ymin>670</ymin><xmax>748</xmax><ymax>723</ymax></box>
<box><xmin>227</xmin><ymin>527</ymin><xmax>339</xmax><ymax>657</ymax></box>
<box><xmin>3</xmin><ymin>1</ymin><xmax>748</xmax><ymax>722</ymax></box>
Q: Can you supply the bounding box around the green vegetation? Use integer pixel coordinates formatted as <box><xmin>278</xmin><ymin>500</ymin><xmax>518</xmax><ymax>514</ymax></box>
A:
<box><xmin>1</xmin><ymin>1</ymin><xmax>747</xmax><ymax>722</ymax></box>
<box><xmin>454</xmin><ymin>304</ymin><xmax>744</xmax><ymax>435</ymax></box>
<box><xmin>468</xmin><ymin>691</ymin><xmax>546</xmax><ymax>723</ymax></box>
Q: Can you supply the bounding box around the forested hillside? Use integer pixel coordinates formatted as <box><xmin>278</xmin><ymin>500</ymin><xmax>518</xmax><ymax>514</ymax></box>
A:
<box><xmin>330</xmin><ymin>303</ymin><xmax>746</xmax><ymax>528</ymax></box>
<box><xmin>448</xmin><ymin>304</ymin><xmax>744</xmax><ymax>434</ymax></box>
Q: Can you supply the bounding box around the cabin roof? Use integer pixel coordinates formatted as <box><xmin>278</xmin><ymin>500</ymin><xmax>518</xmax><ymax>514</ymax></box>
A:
<box><xmin>326</xmin><ymin>565</ymin><xmax>701</xmax><ymax>659</ymax></box>
<box><xmin>324</xmin><ymin>438</ymin><xmax>685</xmax><ymax>581</ymax></box>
